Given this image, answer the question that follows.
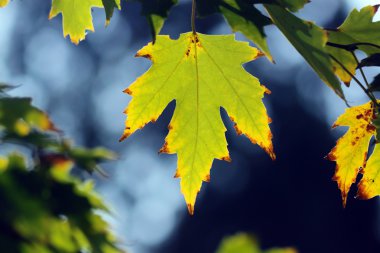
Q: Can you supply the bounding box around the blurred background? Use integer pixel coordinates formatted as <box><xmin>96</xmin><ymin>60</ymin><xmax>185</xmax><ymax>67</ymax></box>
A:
<box><xmin>1</xmin><ymin>0</ymin><xmax>380</xmax><ymax>252</ymax></box>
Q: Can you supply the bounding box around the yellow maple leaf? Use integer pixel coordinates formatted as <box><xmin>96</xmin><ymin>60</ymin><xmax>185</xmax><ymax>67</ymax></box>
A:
<box><xmin>327</xmin><ymin>101</ymin><xmax>376</xmax><ymax>207</ymax></box>
<box><xmin>120</xmin><ymin>32</ymin><xmax>274</xmax><ymax>214</ymax></box>
<box><xmin>49</xmin><ymin>0</ymin><xmax>103</xmax><ymax>45</ymax></box>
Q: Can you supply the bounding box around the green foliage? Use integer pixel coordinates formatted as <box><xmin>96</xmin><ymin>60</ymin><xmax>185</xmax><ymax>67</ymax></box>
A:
<box><xmin>326</xmin><ymin>5</ymin><xmax>380</xmax><ymax>84</ymax></box>
<box><xmin>216</xmin><ymin>233</ymin><xmax>297</xmax><ymax>253</ymax></box>
<box><xmin>0</xmin><ymin>91</ymin><xmax>123</xmax><ymax>253</ymax></box>
<box><xmin>264</xmin><ymin>4</ymin><xmax>344</xmax><ymax>99</ymax></box>
<box><xmin>3</xmin><ymin>0</ymin><xmax>380</xmax><ymax>214</ymax></box>
<box><xmin>196</xmin><ymin>0</ymin><xmax>272</xmax><ymax>61</ymax></box>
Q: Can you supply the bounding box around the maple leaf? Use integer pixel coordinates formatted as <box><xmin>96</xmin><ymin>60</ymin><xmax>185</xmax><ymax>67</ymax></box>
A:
<box><xmin>327</xmin><ymin>102</ymin><xmax>376</xmax><ymax>207</ymax></box>
<box><xmin>0</xmin><ymin>0</ymin><xmax>9</xmax><ymax>8</ymax></box>
<box><xmin>326</xmin><ymin>5</ymin><xmax>380</xmax><ymax>84</ymax></box>
<box><xmin>120</xmin><ymin>32</ymin><xmax>275</xmax><ymax>214</ymax></box>
<box><xmin>49</xmin><ymin>0</ymin><xmax>104</xmax><ymax>45</ymax></box>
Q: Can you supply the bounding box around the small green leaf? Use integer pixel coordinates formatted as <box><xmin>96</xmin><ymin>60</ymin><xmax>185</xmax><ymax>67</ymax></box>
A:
<box><xmin>102</xmin><ymin>0</ymin><xmax>121</xmax><ymax>25</ymax></box>
<box><xmin>216</xmin><ymin>233</ymin><xmax>298</xmax><ymax>253</ymax></box>
<box><xmin>135</xmin><ymin>0</ymin><xmax>178</xmax><ymax>41</ymax></box>
<box><xmin>216</xmin><ymin>233</ymin><xmax>260</xmax><ymax>253</ymax></box>
<box><xmin>264</xmin><ymin>4</ymin><xmax>344</xmax><ymax>99</ymax></box>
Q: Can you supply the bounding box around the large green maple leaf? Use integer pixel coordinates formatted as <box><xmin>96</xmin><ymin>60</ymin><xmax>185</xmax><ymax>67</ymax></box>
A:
<box><xmin>49</xmin><ymin>0</ymin><xmax>104</xmax><ymax>45</ymax></box>
<box><xmin>120</xmin><ymin>32</ymin><xmax>275</xmax><ymax>214</ymax></box>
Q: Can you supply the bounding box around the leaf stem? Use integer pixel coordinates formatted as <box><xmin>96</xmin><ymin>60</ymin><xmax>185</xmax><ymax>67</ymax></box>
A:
<box><xmin>326</xmin><ymin>41</ymin><xmax>380</xmax><ymax>51</ymax></box>
<box><xmin>329</xmin><ymin>54</ymin><xmax>379</xmax><ymax>108</ymax></box>
<box><xmin>191</xmin><ymin>0</ymin><xmax>196</xmax><ymax>34</ymax></box>
<box><xmin>350</xmin><ymin>51</ymin><xmax>370</xmax><ymax>89</ymax></box>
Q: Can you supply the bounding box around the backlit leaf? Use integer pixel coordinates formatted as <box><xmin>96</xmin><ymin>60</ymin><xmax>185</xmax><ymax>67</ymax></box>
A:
<box><xmin>121</xmin><ymin>32</ymin><xmax>274</xmax><ymax>214</ymax></box>
<box><xmin>264</xmin><ymin>4</ymin><xmax>344</xmax><ymax>99</ymax></box>
<box><xmin>327</xmin><ymin>102</ymin><xmax>375</xmax><ymax>206</ymax></box>
<box><xmin>326</xmin><ymin>5</ymin><xmax>380</xmax><ymax>84</ymax></box>
<box><xmin>49</xmin><ymin>0</ymin><xmax>104</xmax><ymax>45</ymax></box>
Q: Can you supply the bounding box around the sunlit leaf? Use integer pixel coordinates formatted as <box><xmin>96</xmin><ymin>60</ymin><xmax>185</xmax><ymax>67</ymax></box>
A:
<box><xmin>264</xmin><ymin>4</ymin><xmax>344</xmax><ymax>99</ymax></box>
<box><xmin>327</xmin><ymin>102</ymin><xmax>375</xmax><ymax>206</ymax></box>
<box><xmin>121</xmin><ymin>32</ymin><xmax>274</xmax><ymax>214</ymax></box>
<box><xmin>49</xmin><ymin>0</ymin><xmax>104</xmax><ymax>45</ymax></box>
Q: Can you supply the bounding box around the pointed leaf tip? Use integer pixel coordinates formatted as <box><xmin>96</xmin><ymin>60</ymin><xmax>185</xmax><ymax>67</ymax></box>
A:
<box><xmin>187</xmin><ymin>204</ymin><xmax>194</xmax><ymax>215</ymax></box>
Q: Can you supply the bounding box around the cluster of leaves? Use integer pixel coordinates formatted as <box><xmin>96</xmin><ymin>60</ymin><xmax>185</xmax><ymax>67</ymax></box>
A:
<box><xmin>216</xmin><ymin>233</ymin><xmax>297</xmax><ymax>253</ymax></box>
<box><xmin>118</xmin><ymin>1</ymin><xmax>380</xmax><ymax>212</ymax></box>
<box><xmin>3</xmin><ymin>0</ymin><xmax>380</xmax><ymax>212</ymax></box>
<box><xmin>0</xmin><ymin>85</ymin><xmax>124</xmax><ymax>253</ymax></box>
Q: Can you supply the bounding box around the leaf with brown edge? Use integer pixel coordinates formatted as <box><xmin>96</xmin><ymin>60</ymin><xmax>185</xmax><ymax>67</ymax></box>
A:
<box><xmin>120</xmin><ymin>32</ymin><xmax>274</xmax><ymax>214</ymax></box>
<box><xmin>327</xmin><ymin>101</ymin><xmax>376</xmax><ymax>207</ymax></box>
